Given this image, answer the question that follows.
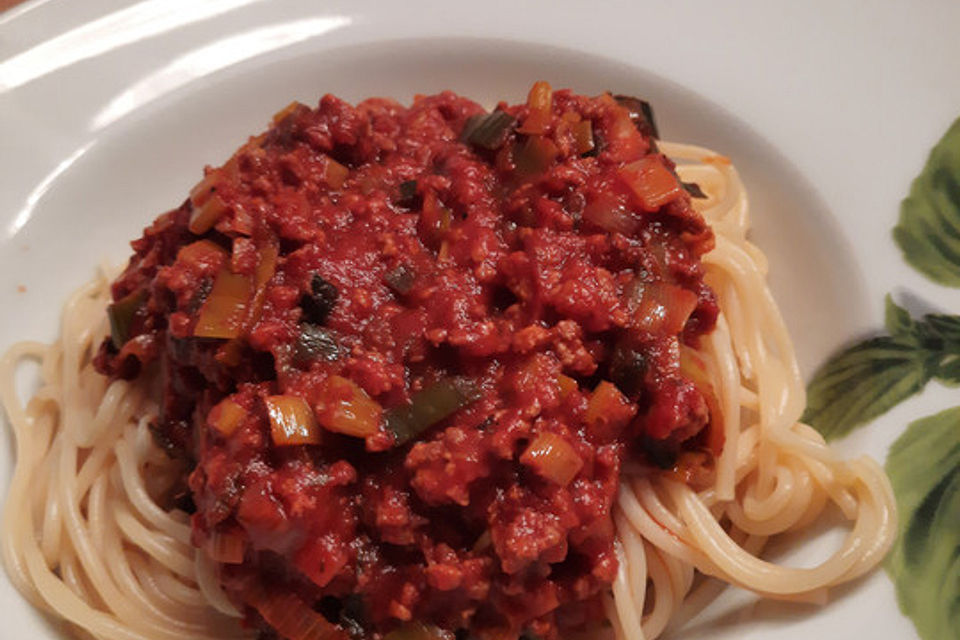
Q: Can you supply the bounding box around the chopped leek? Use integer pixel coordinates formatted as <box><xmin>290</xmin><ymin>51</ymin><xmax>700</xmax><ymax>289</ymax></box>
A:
<box><xmin>301</xmin><ymin>274</ymin><xmax>339</xmax><ymax>325</ymax></box>
<box><xmin>315</xmin><ymin>376</ymin><xmax>382</xmax><ymax>438</ymax></box>
<box><xmin>613</xmin><ymin>94</ymin><xmax>660</xmax><ymax>139</ymax></box>
<box><xmin>208</xmin><ymin>397</ymin><xmax>246</xmax><ymax>436</ymax></box>
<box><xmin>572</xmin><ymin>119</ymin><xmax>595</xmax><ymax>156</ymax></box>
<box><xmin>293</xmin><ymin>324</ymin><xmax>341</xmax><ymax>368</ymax></box>
<box><xmin>386</xmin><ymin>377</ymin><xmax>481</xmax><ymax>445</ymax></box>
<box><xmin>513</xmin><ymin>135</ymin><xmax>559</xmax><ymax>176</ymax></box>
<box><xmin>323</xmin><ymin>157</ymin><xmax>349</xmax><ymax>189</ymax></box>
<box><xmin>460</xmin><ymin>111</ymin><xmax>516</xmax><ymax>150</ymax></box>
<box><xmin>188</xmin><ymin>194</ymin><xmax>229</xmax><ymax>235</ymax></box>
<box><xmin>194</xmin><ymin>267</ymin><xmax>251</xmax><ymax>339</ymax></box>
<box><xmin>398</xmin><ymin>180</ymin><xmax>418</xmax><ymax>205</ymax></box>
<box><xmin>520</xmin><ymin>432</ymin><xmax>583</xmax><ymax>486</ymax></box>
<box><xmin>384</xmin><ymin>622</ymin><xmax>453</xmax><ymax>640</ymax></box>
<box><xmin>204</xmin><ymin>530</ymin><xmax>246</xmax><ymax>564</ymax></box>
<box><xmin>618</xmin><ymin>156</ymin><xmax>684</xmax><ymax>212</ymax></box>
<box><xmin>385</xmin><ymin>264</ymin><xmax>416</xmax><ymax>295</ymax></box>
<box><xmin>107</xmin><ymin>289</ymin><xmax>147</xmax><ymax>349</ymax></box>
<box><xmin>266</xmin><ymin>395</ymin><xmax>321</xmax><ymax>446</ymax></box>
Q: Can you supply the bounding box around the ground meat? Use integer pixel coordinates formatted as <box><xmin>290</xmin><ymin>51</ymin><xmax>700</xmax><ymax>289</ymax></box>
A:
<box><xmin>95</xmin><ymin>84</ymin><xmax>721</xmax><ymax>640</ymax></box>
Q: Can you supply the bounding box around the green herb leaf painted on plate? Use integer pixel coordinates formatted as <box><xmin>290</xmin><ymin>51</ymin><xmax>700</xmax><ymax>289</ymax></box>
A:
<box><xmin>894</xmin><ymin>117</ymin><xmax>960</xmax><ymax>285</ymax></box>
<box><xmin>885</xmin><ymin>406</ymin><xmax>960</xmax><ymax>640</ymax></box>
<box><xmin>803</xmin><ymin>296</ymin><xmax>960</xmax><ymax>439</ymax></box>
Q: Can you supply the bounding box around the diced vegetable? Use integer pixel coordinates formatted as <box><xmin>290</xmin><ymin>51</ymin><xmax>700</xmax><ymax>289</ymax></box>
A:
<box><xmin>189</xmin><ymin>172</ymin><xmax>218</xmax><ymax>204</ymax></box>
<box><xmin>513</xmin><ymin>135</ymin><xmax>559</xmax><ymax>176</ymax></box>
<box><xmin>254</xmin><ymin>245</ymin><xmax>279</xmax><ymax>290</ymax></box>
<box><xmin>520</xmin><ymin>432</ymin><xmax>583</xmax><ymax>486</ymax></box>
<box><xmin>608</xmin><ymin>342</ymin><xmax>647</xmax><ymax>397</ymax></box>
<box><xmin>315</xmin><ymin>376</ymin><xmax>382</xmax><ymax>438</ymax></box>
<box><xmin>631</xmin><ymin>281</ymin><xmax>698</xmax><ymax>335</ymax></box>
<box><xmin>323</xmin><ymin>156</ymin><xmax>349</xmax><ymax>189</ymax></box>
<box><xmin>301</xmin><ymin>274</ymin><xmax>339</xmax><ymax>325</ymax></box>
<box><xmin>204</xmin><ymin>530</ymin><xmax>245</xmax><ymax>564</ymax></box>
<box><xmin>272</xmin><ymin>100</ymin><xmax>307</xmax><ymax>124</ymax></box>
<box><xmin>248</xmin><ymin>587</ymin><xmax>348</xmax><ymax>640</ymax></box>
<box><xmin>517</xmin><ymin>81</ymin><xmax>552</xmax><ymax>135</ymax></box>
<box><xmin>384</xmin><ymin>622</ymin><xmax>453</xmax><ymax>640</ymax></box>
<box><xmin>572</xmin><ymin>119</ymin><xmax>595</xmax><ymax>156</ymax></box>
<box><xmin>418</xmin><ymin>192</ymin><xmax>453</xmax><ymax>248</ymax></box>
<box><xmin>619</xmin><ymin>156</ymin><xmax>684</xmax><ymax>212</ymax></box>
<box><xmin>208</xmin><ymin>397</ymin><xmax>246</xmax><ymax>436</ymax></box>
<box><xmin>582</xmin><ymin>194</ymin><xmax>639</xmax><ymax>235</ymax></box>
<box><xmin>397</xmin><ymin>180</ymin><xmax>418</xmax><ymax>205</ymax></box>
<box><xmin>194</xmin><ymin>267</ymin><xmax>252</xmax><ymax>339</ymax></box>
<box><xmin>266</xmin><ymin>394</ymin><xmax>322</xmax><ymax>446</ymax></box>
<box><xmin>188</xmin><ymin>171</ymin><xmax>231</xmax><ymax>235</ymax></box>
<box><xmin>461</xmin><ymin>111</ymin><xmax>517</xmax><ymax>150</ymax></box>
<box><xmin>107</xmin><ymin>289</ymin><xmax>147</xmax><ymax>349</ymax></box>
<box><xmin>613</xmin><ymin>94</ymin><xmax>659</xmax><ymax>139</ymax></box>
<box><xmin>385</xmin><ymin>377</ymin><xmax>481</xmax><ymax>445</ymax></box>
<box><xmin>215</xmin><ymin>338</ymin><xmax>245</xmax><ymax>368</ymax></box>
<box><xmin>247</xmin><ymin>244</ymin><xmax>279</xmax><ymax>326</ymax></box>
<box><xmin>294</xmin><ymin>535</ymin><xmax>350</xmax><ymax>589</ymax></box>
<box><xmin>385</xmin><ymin>263</ymin><xmax>416</xmax><ymax>295</ymax></box>
<box><xmin>584</xmin><ymin>381</ymin><xmax>635</xmax><ymax>440</ymax></box>
<box><xmin>176</xmin><ymin>239</ymin><xmax>227</xmax><ymax>268</ymax></box>
<box><xmin>292</xmin><ymin>324</ymin><xmax>340</xmax><ymax>368</ymax></box>
<box><xmin>189</xmin><ymin>193</ymin><xmax>230</xmax><ymax>235</ymax></box>
<box><xmin>599</xmin><ymin>93</ymin><xmax>648</xmax><ymax>161</ymax></box>
<box><xmin>556</xmin><ymin>374</ymin><xmax>578</xmax><ymax>399</ymax></box>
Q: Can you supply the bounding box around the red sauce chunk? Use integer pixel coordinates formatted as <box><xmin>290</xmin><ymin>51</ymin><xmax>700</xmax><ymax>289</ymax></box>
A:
<box><xmin>94</xmin><ymin>85</ymin><xmax>721</xmax><ymax>640</ymax></box>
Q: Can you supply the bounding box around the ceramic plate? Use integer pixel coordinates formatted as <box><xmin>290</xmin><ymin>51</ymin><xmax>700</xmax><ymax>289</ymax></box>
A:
<box><xmin>3</xmin><ymin>1</ymin><xmax>960</xmax><ymax>638</ymax></box>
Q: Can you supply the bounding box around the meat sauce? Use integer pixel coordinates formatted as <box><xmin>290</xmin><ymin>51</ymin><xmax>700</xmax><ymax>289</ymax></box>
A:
<box><xmin>95</xmin><ymin>84</ymin><xmax>720</xmax><ymax>640</ymax></box>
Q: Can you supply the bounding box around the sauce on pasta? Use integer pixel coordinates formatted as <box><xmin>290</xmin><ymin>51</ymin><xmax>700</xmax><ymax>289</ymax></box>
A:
<box><xmin>94</xmin><ymin>86</ymin><xmax>720</xmax><ymax>640</ymax></box>
<box><xmin>0</xmin><ymin>84</ymin><xmax>896</xmax><ymax>640</ymax></box>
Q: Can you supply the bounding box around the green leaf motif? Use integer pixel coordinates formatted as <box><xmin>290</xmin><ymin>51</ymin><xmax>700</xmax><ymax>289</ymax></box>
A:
<box><xmin>885</xmin><ymin>406</ymin><xmax>960</xmax><ymax>640</ymax></box>
<box><xmin>804</xmin><ymin>297</ymin><xmax>960</xmax><ymax>439</ymax></box>
<box><xmin>802</xmin><ymin>336</ymin><xmax>938</xmax><ymax>439</ymax></box>
<box><xmin>894</xmin><ymin>117</ymin><xmax>960</xmax><ymax>285</ymax></box>
<box><xmin>925</xmin><ymin>313</ymin><xmax>960</xmax><ymax>347</ymax></box>
<box><xmin>885</xmin><ymin>293</ymin><xmax>916</xmax><ymax>335</ymax></box>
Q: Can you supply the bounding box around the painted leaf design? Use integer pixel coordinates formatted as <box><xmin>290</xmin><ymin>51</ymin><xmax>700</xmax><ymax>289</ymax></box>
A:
<box><xmin>804</xmin><ymin>297</ymin><xmax>960</xmax><ymax>439</ymax></box>
<box><xmin>803</xmin><ymin>336</ymin><xmax>938</xmax><ymax>439</ymax></box>
<box><xmin>893</xmin><ymin>117</ymin><xmax>960</xmax><ymax>285</ymax></box>
<box><xmin>885</xmin><ymin>406</ymin><xmax>960</xmax><ymax>640</ymax></box>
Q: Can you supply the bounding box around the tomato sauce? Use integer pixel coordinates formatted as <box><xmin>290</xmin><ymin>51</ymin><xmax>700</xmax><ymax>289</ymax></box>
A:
<box><xmin>95</xmin><ymin>85</ymin><xmax>719</xmax><ymax>640</ymax></box>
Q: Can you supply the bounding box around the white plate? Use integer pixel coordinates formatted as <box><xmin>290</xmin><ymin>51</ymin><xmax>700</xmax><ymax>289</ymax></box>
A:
<box><xmin>3</xmin><ymin>1</ymin><xmax>959</xmax><ymax>638</ymax></box>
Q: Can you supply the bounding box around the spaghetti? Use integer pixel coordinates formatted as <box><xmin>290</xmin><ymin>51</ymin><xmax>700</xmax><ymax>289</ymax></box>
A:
<box><xmin>0</xmin><ymin>92</ymin><xmax>895</xmax><ymax>640</ymax></box>
<box><xmin>607</xmin><ymin>142</ymin><xmax>896</xmax><ymax>639</ymax></box>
